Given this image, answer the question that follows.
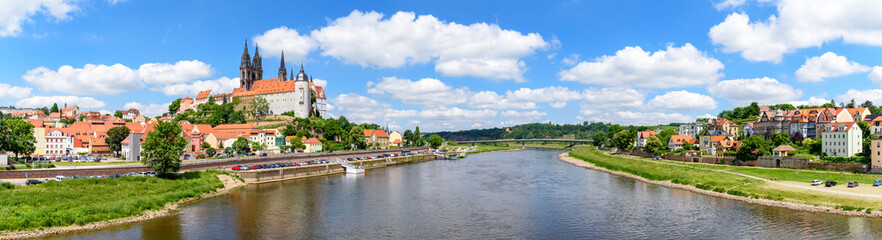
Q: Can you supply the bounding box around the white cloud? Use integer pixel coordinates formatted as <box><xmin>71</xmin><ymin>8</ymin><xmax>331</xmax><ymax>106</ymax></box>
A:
<box><xmin>122</xmin><ymin>102</ymin><xmax>169</xmax><ymax>117</ymax></box>
<box><xmin>138</xmin><ymin>60</ymin><xmax>213</xmax><ymax>85</ymax></box>
<box><xmin>647</xmin><ymin>90</ymin><xmax>717</xmax><ymax>110</ymax></box>
<box><xmin>0</xmin><ymin>83</ymin><xmax>32</xmax><ymax>99</ymax></box>
<box><xmin>714</xmin><ymin>0</ymin><xmax>746</xmax><ymax>10</ymax></box>
<box><xmin>579</xmin><ymin>88</ymin><xmax>644</xmax><ymax>116</ymax></box>
<box><xmin>709</xmin><ymin>0</ymin><xmax>882</xmax><ymax>62</ymax></box>
<box><xmin>708</xmin><ymin>77</ymin><xmax>802</xmax><ymax>105</ymax></box>
<box><xmin>559</xmin><ymin>44</ymin><xmax>723</xmax><ymax>88</ymax></box>
<box><xmin>23</xmin><ymin>64</ymin><xmax>143</xmax><ymax>95</ymax></box>
<box><xmin>500</xmin><ymin>110</ymin><xmax>547</xmax><ymax>119</ymax></box>
<box><xmin>157</xmin><ymin>77</ymin><xmax>238</xmax><ymax>96</ymax></box>
<box><xmin>418</xmin><ymin>106</ymin><xmax>497</xmax><ymax>120</ymax></box>
<box><xmin>868</xmin><ymin>66</ymin><xmax>882</xmax><ymax>86</ymax></box>
<box><xmin>16</xmin><ymin>95</ymin><xmax>106</xmax><ymax>109</ymax></box>
<box><xmin>561</xmin><ymin>53</ymin><xmax>580</xmax><ymax>66</ymax></box>
<box><xmin>585</xmin><ymin>111</ymin><xmax>694</xmax><ymax>126</ymax></box>
<box><xmin>550</xmin><ymin>101</ymin><xmax>567</xmax><ymax>109</ymax></box>
<box><xmin>837</xmin><ymin>89</ymin><xmax>882</xmax><ymax>105</ymax></box>
<box><xmin>469</xmin><ymin>91</ymin><xmax>537</xmax><ymax>110</ymax></box>
<box><xmin>506</xmin><ymin>86</ymin><xmax>583</xmax><ymax>103</ymax></box>
<box><xmin>795</xmin><ymin>52</ymin><xmax>870</xmax><ymax>82</ymax></box>
<box><xmin>331</xmin><ymin>93</ymin><xmax>388</xmax><ymax>111</ymax></box>
<box><xmin>312</xmin><ymin>78</ymin><xmax>327</xmax><ymax>87</ymax></box>
<box><xmin>0</xmin><ymin>0</ymin><xmax>78</xmax><ymax>37</ymax></box>
<box><xmin>789</xmin><ymin>96</ymin><xmax>830</xmax><ymax>106</ymax></box>
<box><xmin>367</xmin><ymin>77</ymin><xmax>469</xmax><ymax>105</ymax></box>
<box><xmin>252</xmin><ymin>26</ymin><xmax>318</xmax><ymax>61</ymax></box>
<box><xmin>311</xmin><ymin>10</ymin><xmax>548</xmax><ymax>81</ymax></box>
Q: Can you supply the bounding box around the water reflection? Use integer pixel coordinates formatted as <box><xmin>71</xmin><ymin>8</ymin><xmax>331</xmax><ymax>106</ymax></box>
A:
<box><xmin>50</xmin><ymin>148</ymin><xmax>882</xmax><ymax>239</ymax></box>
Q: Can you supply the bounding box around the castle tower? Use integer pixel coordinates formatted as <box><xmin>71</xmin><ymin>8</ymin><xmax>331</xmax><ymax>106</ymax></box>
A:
<box><xmin>293</xmin><ymin>63</ymin><xmax>312</xmax><ymax>118</ymax></box>
<box><xmin>278</xmin><ymin>51</ymin><xmax>287</xmax><ymax>81</ymax></box>
<box><xmin>252</xmin><ymin>45</ymin><xmax>263</xmax><ymax>80</ymax></box>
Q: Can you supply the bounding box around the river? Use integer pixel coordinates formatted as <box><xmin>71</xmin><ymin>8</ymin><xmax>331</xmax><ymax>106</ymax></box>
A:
<box><xmin>50</xmin><ymin>148</ymin><xmax>882</xmax><ymax>239</ymax></box>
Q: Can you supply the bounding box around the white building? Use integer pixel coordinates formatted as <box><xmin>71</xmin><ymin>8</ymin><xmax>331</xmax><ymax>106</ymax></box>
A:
<box><xmin>45</xmin><ymin>129</ymin><xmax>73</xmax><ymax>156</ymax></box>
<box><xmin>678</xmin><ymin>120</ymin><xmax>708</xmax><ymax>137</ymax></box>
<box><xmin>821</xmin><ymin>122</ymin><xmax>862</xmax><ymax>157</ymax></box>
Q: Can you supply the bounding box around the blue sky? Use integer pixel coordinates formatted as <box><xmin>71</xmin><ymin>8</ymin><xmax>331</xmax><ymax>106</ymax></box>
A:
<box><xmin>2</xmin><ymin>0</ymin><xmax>882</xmax><ymax>131</ymax></box>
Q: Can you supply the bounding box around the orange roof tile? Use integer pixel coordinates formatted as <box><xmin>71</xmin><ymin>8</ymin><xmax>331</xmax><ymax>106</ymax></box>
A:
<box><xmin>669</xmin><ymin>135</ymin><xmax>696</xmax><ymax>145</ymax></box>
<box><xmin>304</xmin><ymin>137</ymin><xmax>322</xmax><ymax>144</ymax></box>
<box><xmin>637</xmin><ymin>130</ymin><xmax>657</xmax><ymax>139</ymax></box>
<box><xmin>195</xmin><ymin>90</ymin><xmax>211</xmax><ymax>100</ymax></box>
<box><xmin>315</xmin><ymin>86</ymin><xmax>326</xmax><ymax>99</ymax></box>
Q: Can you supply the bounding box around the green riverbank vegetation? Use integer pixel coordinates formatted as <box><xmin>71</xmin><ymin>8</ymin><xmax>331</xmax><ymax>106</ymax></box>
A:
<box><xmin>0</xmin><ymin>170</ymin><xmax>228</xmax><ymax>232</ymax></box>
<box><xmin>569</xmin><ymin>146</ymin><xmax>882</xmax><ymax>212</ymax></box>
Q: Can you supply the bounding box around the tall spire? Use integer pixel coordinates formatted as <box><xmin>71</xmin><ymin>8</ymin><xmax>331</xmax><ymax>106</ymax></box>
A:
<box><xmin>278</xmin><ymin>51</ymin><xmax>287</xmax><ymax>81</ymax></box>
<box><xmin>280</xmin><ymin>51</ymin><xmax>285</xmax><ymax>69</ymax></box>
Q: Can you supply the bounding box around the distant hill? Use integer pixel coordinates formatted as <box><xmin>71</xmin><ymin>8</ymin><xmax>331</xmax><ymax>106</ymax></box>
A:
<box><xmin>431</xmin><ymin>122</ymin><xmax>612</xmax><ymax>141</ymax></box>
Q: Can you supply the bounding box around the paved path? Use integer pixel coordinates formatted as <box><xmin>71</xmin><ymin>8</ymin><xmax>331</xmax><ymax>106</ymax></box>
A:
<box><xmin>602</xmin><ymin>151</ymin><xmax>882</xmax><ymax>199</ymax></box>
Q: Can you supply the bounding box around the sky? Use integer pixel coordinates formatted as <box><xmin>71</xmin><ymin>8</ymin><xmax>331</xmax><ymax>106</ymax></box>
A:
<box><xmin>2</xmin><ymin>0</ymin><xmax>882</xmax><ymax>132</ymax></box>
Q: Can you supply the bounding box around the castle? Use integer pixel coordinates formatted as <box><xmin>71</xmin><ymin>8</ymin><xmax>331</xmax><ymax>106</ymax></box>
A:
<box><xmin>185</xmin><ymin>41</ymin><xmax>327</xmax><ymax>118</ymax></box>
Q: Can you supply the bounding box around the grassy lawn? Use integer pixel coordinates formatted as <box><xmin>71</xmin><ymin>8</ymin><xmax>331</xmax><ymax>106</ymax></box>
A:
<box><xmin>570</xmin><ymin>145</ymin><xmax>882</xmax><ymax>212</ymax></box>
<box><xmin>53</xmin><ymin>161</ymin><xmax>140</xmax><ymax>167</ymax></box>
<box><xmin>569</xmin><ymin>146</ymin><xmax>756</xmax><ymax>188</ymax></box>
<box><xmin>0</xmin><ymin>170</ymin><xmax>226</xmax><ymax>232</ymax></box>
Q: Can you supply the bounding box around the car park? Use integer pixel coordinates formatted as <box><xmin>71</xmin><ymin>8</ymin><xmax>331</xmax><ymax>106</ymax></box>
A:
<box><xmin>848</xmin><ymin>181</ymin><xmax>859</xmax><ymax>188</ymax></box>
<box><xmin>811</xmin><ymin>180</ymin><xmax>822</xmax><ymax>186</ymax></box>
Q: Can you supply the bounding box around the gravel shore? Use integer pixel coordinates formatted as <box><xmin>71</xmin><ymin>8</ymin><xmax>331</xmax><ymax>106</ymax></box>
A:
<box><xmin>0</xmin><ymin>175</ymin><xmax>246</xmax><ymax>240</ymax></box>
<box><xmin>557</xmin><ymin>152</ymin><xmax>882</xmax><ymax>219</ymax></box>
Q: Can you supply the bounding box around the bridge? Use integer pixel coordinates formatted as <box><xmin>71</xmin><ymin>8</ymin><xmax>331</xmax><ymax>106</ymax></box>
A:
<box><xmin>454</xmin><ymin>139</ymin><xmax>592</xmax><ymax>144</ymax></box>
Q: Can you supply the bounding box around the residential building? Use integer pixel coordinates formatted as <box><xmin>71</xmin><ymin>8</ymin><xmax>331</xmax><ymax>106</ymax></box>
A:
<box><xmin>699</xmin><ymin>130</ymin><xmax>732</xmax><ymax>154</ymax></box>
<box><xmin>45</xmin><ymin>129</ymin><xmax>73</xmax><ymax>156</ymax></box>
<box><xmin>33</xmin><ymin>127</ymin><xmax>46</xmax><ymax>155</ymax></box>
<box><xmin>312</xmin><ymin>84</ymin><xmax>328</xmax><ymax>117</ymax></box>
<box><xmin>847</xmin><ymin>108</ymin><xmax>871</xmax><ymax>123</ymax></box>
<box><xmin>304</xmin><ymin>137</ymin><xmax>322</xmax><ymax>153</ymax></box>
<box><xmin>133</xmin><ymin>115</ymin><xmax>147</xmax><ymax>123</ymax></box>
<box><xmin>753</xmin><ymin>107</ymin><xmax>793</xmax><ymax>139</ymax></box>
<box><xmin>743</xmin><ymin>122</ymin><xmax>754</xmax><ymax>137</ymax></box>
<box><xmin>788</xmin><ymin>108</ymin><xmax>835</xmax><ymax>140</ymax></box>
<box><xmin>389</xmin><ymin>131</ymin><xmax>403</xmax><ymax>148</ymax></box>
<box><xmin>871</xmin><ymin>139</ymin><xmax>882</xmax><ymax>173</ymax></box>
<box><xmin>678</xmin><ymin>121</ymin><xmax>707</xmax><ymax>137</ymax></box>
<box><xmin>668</xmin><ymin>135</ymin><xmax>696</xmax><ymax>150</ymax></box>
<box><xmin>182</xmin><ymin>124</ymin><xmax>214</xmax><ymax>153</ymax></box>
<box><xmin>194</xmin><ymin>90</ymin><xmax>211</xmax><ymax>106</ymax></box>
<box><xmin>364</xmin><ymin>129</ymin><xmax>390</xmax><ymax>149</ymax></box>
<box><xmin>869</xmin><ymin>116</ymin><xmax>882</xmax><ymax>135</ymax></box>
<box><xmin>635</xmin><ymin>130</ymin><xmax>658</xmax><ymax>148</ymax></box>
<box><xmin>121</xmin><ymin>133</ymin><xmax>143</xmax><ymax>161</ymax></box>
<box><xmin>707</xmin><ymin>118</ymin><xmax>739</xmax><ymax>136</ymax></box>
<box><xmin>178</xmin><ymin>97</ymin><xmax>194</xmax><ymax>113</ymax></box>
<box><xmin>115</xmin><ymin>108</ymin><xmax>140</xmax><ymax>120</ymax></box>
<box><xmin>820</xmin><ymin>122</ymin><xmax>862</xmax><ymax>157</ymax></box>
<box><xmin>204</xmin><ymin>131</ymin><xmax>244</xmax><ymax>149</ymax></box>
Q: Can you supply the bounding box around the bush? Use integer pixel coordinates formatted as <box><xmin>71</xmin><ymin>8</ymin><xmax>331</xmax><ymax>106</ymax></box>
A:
<box><xmin>840</xmin><ymin>205</ymin><xmax>857</xmax><ymax>211</ymax></box>
<box><xmin>727</xmin><ymin>189</ymin><xmax>749</xmax><ymax>197</ymax></box>
<box><xmin>867</xmin><ymin>208</ymin><xmax>873</xmax><ymax>214</ymax></box>
<box><xmin>821</xmin><ymin>156</ymin><xmax>868</xmax><ymax>164</ymax></box>
<box><xmin>0</xmin><ymin>182</ymin><xmax>14</xmax><ymax>190</ymax></box>
<box><xmin>695</xmin><ymin>184</ymin><xmax>713</xmax><ymax>190</ymax></box>
<box><xmin>713</xmin><ymin>187</ymin><xmax>727</xmax><ymax>193</ymax></box>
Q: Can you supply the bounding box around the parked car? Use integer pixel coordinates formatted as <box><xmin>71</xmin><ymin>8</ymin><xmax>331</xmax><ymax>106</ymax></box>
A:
<box><xmin>811</xmin><ymin>180</ymin><xmax>822</xmax><ymax>186</ymax></box>
<box><xmin>25</xmin><ymin>179</ymin><xmax>42</xmax><ymax>185</ymax></box>
<box><xmin>260</xmin><ymin>153</ymin><xmax>268</xmax><ymax>157</ymax></box>
<box><xmin>874</xmin><ymin>180</ymin><xmax>882</xmax><ymax>187</ymax></box>
<box><xmin>55</xmin><ymin>176</ymin><xmax>66</xmax><ymax>181</ymax></box>
<box><xmin>848</xmin><ymin>181</ymin><xmax>859</xmax><ymax>188</ymax></box>
<box><xmin>825</xmin><ymin>181</ymin><xmax>838</xmax><ymax>187</ymax></box>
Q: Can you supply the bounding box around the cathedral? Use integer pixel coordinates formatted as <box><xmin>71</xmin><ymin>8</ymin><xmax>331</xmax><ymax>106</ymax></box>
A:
<box><xmin>230</xmin><ymin>40</ymin><xmax>326</xmax><ymax>118</ymax></box>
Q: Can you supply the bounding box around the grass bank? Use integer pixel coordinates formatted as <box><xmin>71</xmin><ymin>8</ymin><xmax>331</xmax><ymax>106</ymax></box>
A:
<box><xmin>53</xmin><ymin>161</ymin><xmax>139</xmax><ymax>167</ymax></box>
<box><xmin>568</xmin><ymin>146</ymin><xmax>882</xmax><ymax>214</ymax></box>
<box><xmin>0</xmin><ymin>170</ymin><xmax>226</xmax><ymax>233</ymax></box>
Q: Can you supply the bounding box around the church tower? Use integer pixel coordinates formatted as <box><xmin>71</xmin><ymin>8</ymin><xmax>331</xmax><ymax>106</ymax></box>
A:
<box><xmin>278</xmin><ymin>51</ymin><xmax>287</xmax><ymax>81</ymax></box>
<box><xmin>293</xmin><ymin>63</ymin><xmax>312</xmax><ymax>118</ymax></box>
<box><xmin>239</xmin><ymin>40</ymin><xmax>264</xmax><ymax>91</ymax></box>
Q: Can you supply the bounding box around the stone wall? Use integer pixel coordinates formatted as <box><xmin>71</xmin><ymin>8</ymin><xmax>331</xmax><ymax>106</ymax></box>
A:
<box><xmin>807</xmin><ymin>162</ymin><xmax>867</xmax><ymax>172</ymax></box>
<box><xmin>238</xmin><ymin>154</ymin><xmax>434</xmax><ymax>183</ymax></box>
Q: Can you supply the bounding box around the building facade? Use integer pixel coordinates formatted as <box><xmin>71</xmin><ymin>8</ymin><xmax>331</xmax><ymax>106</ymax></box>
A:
<box><xmin>820</xmin><ymin>122</ymin><xmax>862</xmax><ymax>157</ymax></box>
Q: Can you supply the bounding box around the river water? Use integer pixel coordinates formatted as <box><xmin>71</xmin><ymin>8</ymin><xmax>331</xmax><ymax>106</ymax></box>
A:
<box><xmin>51</xmin><ymin>148</ymin><xmax>882</xmax><ymax>239</ymax></box>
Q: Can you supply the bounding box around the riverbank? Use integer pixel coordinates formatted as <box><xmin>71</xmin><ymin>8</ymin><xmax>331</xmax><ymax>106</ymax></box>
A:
<box><xmin>561</xmin><ymin>146</ymin><xmax>882</xmax><ymax>218</ymax></box>
<box><xmin>0</xmin><ymin>171</ymin><xmax>245</xmax><ymax>240</ymax></box>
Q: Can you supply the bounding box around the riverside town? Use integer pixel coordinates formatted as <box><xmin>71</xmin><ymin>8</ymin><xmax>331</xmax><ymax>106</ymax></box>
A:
<box><xmin>3</xmin><ymin>1</ymin><xmax>882</xmax><ymax>239</ymax></box>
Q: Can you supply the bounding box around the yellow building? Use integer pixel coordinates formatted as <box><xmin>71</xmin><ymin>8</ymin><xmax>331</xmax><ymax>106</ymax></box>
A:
<box><xmin>388</xmin><ymin>131</ymin><xmax>402</xmax><ymax>147</ymax></box>
<box><xmin>304</xmin><ymin>137</ymin><xmax>322</xmax><ymax>153</ymax></box>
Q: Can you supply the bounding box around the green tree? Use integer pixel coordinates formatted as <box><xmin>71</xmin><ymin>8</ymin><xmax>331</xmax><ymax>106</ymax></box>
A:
<box><xmin>0</xmin><ymin>119</ymin><xmax>35</xmax><ymax>158</ymax></box>
<box><xmin>737</xmin><ymin>136</ymin><xmax>770</xmax><ymax>160</ymax></box>
<box><xmin>321</xmin><ymin>118</ymin><xmax>345</xmax><ymax>141</ymax></box>
<box><xmin>77</xmin><ymin>114</ymin><xmax>86</xmax><ymax>121</ymax></box>
<box><xmin>402</xmin><ymin>130</ymin><xmax>413</xmax><ymax>147</ymax></box>
<box><xmin>427</xmin><ymin>134</ymin><xmax>444</xmax><ymax>149</ymax></box>
<box><xmin>644</xmin><ymin>134</ymin><xmax>667</xmax><ymax>155</ymax></box>
<box><xmin>50</xmin><ymin>103</ymin><xmax>58</xmax><ymax>113</ymax></box>
<box><xmin>349</xmin><ymin>125</ymin><xmax>366</xmax><ymax>149</ymax></box>
<box><xmin>251</xmin><ymin>141</ymin><xmax>262</xmax><ymax>151</ymax></box>
<box><xmin>592</xmin><ymin>132</ymin><xmax>608</xmax><ymax>147</ymax></box>
<box><xmin>114</xmin><ymin>111</ymin><xmax>123</xmax><ymax>118</ymax></box>
<box><xmin>106</xmin><ymin>126</ymin><xmax>131</xmax><ymax>157</ymax></box>
<box><xmin>251</xmin><ymin>97</ymin><xmax>270</xmax><ymax>123</ymax></box>
<box><xmin>141</xmin><ymin>121</ymin><xmax>187</xmax><ymax>177</ymax></box>
<box><xmin>205</xmin><ymin>147</ymin><xmax>216</xmax><ymax>156</ymax></box>
<box><xmin>289</xmin><ymin>137</ymin><xmax>305</xmax><ymax>149</ymax></box>
<box><xmin>200</xmin><ymin>142</ymin><xmax>211</xmax><ymax>151</ymax></box>
<box><xmin>232</xmin><ymin>137</ymin><xmax>250</xmax><ymax>154</ymax></box>
<box><xmin>858</xmin><ymin>121</ymin><xmax>871</xmax><ymax>138</ymax></box>
<box><xmin>771</xmin><ymin>132</ymin><xmax>791</xmax><ymax>147</ymax></box>
<box><xmin>612</xmin><ymin>130</ymin><xmax>634</xmax><ymax>150</ymax></box>
<box><xmin>659</xmin><ymin>129</ymin><xmax>677</xmax><ymax>145</ymax></box>
<box><xmin>169</xmin><ymin>98</ymin><xmax>182</xmax><ymax>114</ymax></box>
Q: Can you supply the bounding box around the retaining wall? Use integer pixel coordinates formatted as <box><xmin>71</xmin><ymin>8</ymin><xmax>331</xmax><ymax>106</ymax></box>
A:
<box><xmin>237</xmin><ymin>154</ymin><xmax>435</xmax><ymax>183</ymax></box>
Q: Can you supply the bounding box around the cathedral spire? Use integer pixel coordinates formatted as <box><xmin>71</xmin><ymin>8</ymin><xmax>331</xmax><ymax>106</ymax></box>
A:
<box><xmin>278</xmin><ymin>51</ymin><xmax>287</xmax><ymax>81</ymax></box>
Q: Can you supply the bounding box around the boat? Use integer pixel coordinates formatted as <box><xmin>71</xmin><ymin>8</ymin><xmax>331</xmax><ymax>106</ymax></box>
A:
<box><xmin>341</xmin><ymin>163</ymin><xmax>364</xmax><ymax>174</ymax></box>
<box><xmin>434</xmin><ymin>152</ymin><xmax>467</xmax><ymax>160</ymax></box>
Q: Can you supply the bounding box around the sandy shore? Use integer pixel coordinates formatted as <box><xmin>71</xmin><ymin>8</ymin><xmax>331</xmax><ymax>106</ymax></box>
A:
<box><xmin>0</xmin><ymin>175</ymin><xmax>247</xmax><ymax>240</ymax></box>
<box><xmin>557</xmin><ymin>152</ymin><xmax>882</xmax><ymax>218</ymax></box>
